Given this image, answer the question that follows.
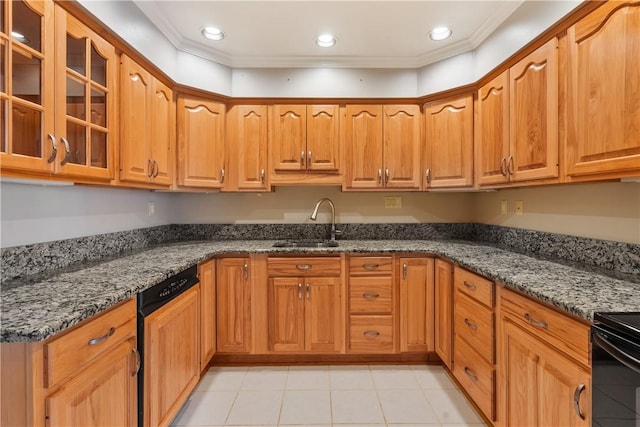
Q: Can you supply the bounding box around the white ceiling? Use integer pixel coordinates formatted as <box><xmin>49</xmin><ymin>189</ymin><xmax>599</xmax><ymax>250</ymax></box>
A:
<box><xmin>133</xmin><ymin>1</ymin><xmax>525</xmax><ymax>69</ymax></box>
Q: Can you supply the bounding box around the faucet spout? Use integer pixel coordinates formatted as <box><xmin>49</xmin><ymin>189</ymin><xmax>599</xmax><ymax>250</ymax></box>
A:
<box><xmin>309</xmin><ymin>198</ymin><xmax>340</xmax><ymax>241</ymax></box>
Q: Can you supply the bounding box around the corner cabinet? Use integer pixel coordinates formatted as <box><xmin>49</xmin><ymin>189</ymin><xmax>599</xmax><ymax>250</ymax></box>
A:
<box><xmin>199</xmin><ymin>259</ymin><xmax>216</xmax><ymax>372</ymax></box>
<box><xmin>434</xmin><ymin>259</ymin><xmax>453</xmax><ymax>369</ymax></box>
<box><xmin>399</xmin><ymin>257</ymin><xmax>434</xmax><ymax>353</ymax></box>
<box><xmin>177</xmin><ymin>96</ymin><xmax>226</xmax><ymax>189</ymax></box>
<box><xmin>216</xmin><ymin>257</ymin><xmax>252</xmax><ymax>353</ymax></box>
<box><xmin>564</xmin><ymin>1</ymin><xmax>640</xmax><ymax>181</ymax></box>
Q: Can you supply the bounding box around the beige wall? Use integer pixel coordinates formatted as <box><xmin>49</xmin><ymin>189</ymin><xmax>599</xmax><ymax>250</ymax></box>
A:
<box><xmin>473</xmin><ymin>182</ymin><xmax>640</xmax><ymax>244</ymax></box>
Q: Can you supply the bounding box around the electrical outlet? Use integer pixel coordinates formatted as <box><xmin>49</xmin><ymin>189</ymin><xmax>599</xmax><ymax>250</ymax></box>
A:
<box><xmin>501</xmin><ymin>200</ymin><xmax>508</xmax><ymax>215</ymax></box>
<box><xmin>515</xmin><ymin>200</ymin><xmax>524</xmax><ymax>216</ymax></box>
<box><xmin>148</xmin><ymin>201</ymin><xmax>155</xmax><ymax>217</ymax></box>
<box><xmin>384</xmin><ymin>196</ymin><xmax>402</xmax><ymax>208</ymax></box>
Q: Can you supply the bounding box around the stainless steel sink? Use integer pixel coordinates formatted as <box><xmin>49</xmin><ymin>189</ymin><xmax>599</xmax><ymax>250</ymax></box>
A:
<box><xmin>272</xmin><ymin>239</ymin><xmax>339</xmax><ymax>248</ymax></box>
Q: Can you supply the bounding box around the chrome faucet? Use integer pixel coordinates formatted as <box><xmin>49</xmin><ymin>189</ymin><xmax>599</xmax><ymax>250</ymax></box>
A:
<box><xmin>310</xmin><ymin>198</ymin><xmax>341</xmax><ymax>241</ymax></box>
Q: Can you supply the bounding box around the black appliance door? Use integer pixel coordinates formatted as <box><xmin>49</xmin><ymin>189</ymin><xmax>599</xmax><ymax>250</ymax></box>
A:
<box><xmin>591</xmin><ymin>324</ymin><xmax>640</xmax><ymax>427</ymax></box>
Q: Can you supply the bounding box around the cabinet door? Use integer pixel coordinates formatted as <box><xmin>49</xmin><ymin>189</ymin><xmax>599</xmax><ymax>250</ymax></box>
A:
<box><xmin>216</xmin><ymin>258</ymin><xmax>252</xmax><ymax>353</ymax></box>
<box><xmin>476</xmin><ymin>71</ymin><xmax>510</xmax><ymax>186</ymax></box>
<box><xmin>177</xmin><ymin>96</ymin><xmax>225</xmax><ymax>188</ymax></box>
<box><xmin>119</xmin><ymin>54</ymin><xmax>151</xmax><ymax>183</ymax></box>
<box><xmin>55</xmin><ymin>7</ymin><xmax>116</xmax><ymax>180</ymax></box>
<box><xmin>424</xmin><ymin>95</ymin><xmax>474</xmax><ymax>188</ymax></box>
<box><xmin>434</xmin><ymin>259</ymin><xmax>453</xmax><ymax>369</ymax></box>
<box><xmin>509</xmin><ymin>38</ymin><xmax>559</xmax><ymax>182</ymax></box>
<box><xmin>344</xmin><ymin>104</ymin><xmax>383</xmax><ymax>189</ymax></box>
<box><xmin>268</xmin><ymin>277</ymin><xmax>305</xmax><ymax>352</ymax></box>
<box><xmin>0</xmin><ymin>0</ymin><xmax>56</xmax><ymax>174</ymax></box>
<box><xmin>566</xmin><ymin>2</ymin><xmax>640</xmax><ymax>178</ymax></box>
<box><xmin>271</xmin><ymin>104</ymin><xmax>306</xmax><ymax>172</ymax></box>
<box><xmin>399</xmin><ymin>257</ymin><xmax>434</xmax><ymax>352</ymax></box>
<box><xmin>383</xmin><ymin>105</ymin><xmax>422</xmax><ymax>189</ymax></box>
<box><xmin>233</xmin><ymin>105</ymin><xmax>269</xmax><ymax>190</ymax></box>
<box><xmin>46</xmin><ymin>337</ymin><xmax>137</xmax><ymax>427</ymax></box>
<box><xmin>149</xmin><ymin>78</ymin><xmax>174</xmax><ymax>186</ymax></box>
<box><xmin>199</xmin><ymin>259</ymin><xmax>216</xmax><ymax>372</ymax></box>
<box><xmin>307</xmin><ymin>105</ymin><xmax>340</xmax><ymax>172</ymax></box>
<box><xmin>305</xmin><ymin>277</ymin><xmax>342</xmax><ymax>353</ymax></box>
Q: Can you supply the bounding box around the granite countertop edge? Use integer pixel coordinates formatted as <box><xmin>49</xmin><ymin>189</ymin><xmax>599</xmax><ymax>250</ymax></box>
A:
<box><xmin>2</xmin><ymin>239</ymin><xmax>639</xmax><ymax>343</ymax></box>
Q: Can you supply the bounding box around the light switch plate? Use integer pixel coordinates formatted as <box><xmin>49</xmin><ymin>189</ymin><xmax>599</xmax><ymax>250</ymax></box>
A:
<box><xmin>384</xmin><ymin>196</ymin><xmax>402</xmax><ymax>208</ymax></box>
<box><xmin>501</xmin><ymin>200</ymin><xmax>508</xmax><ymax>215</ymax></box>
<box><xmin>148</xmin><ymin>201</ymin><xmax>155</xmax><ymax>216</ymax></box>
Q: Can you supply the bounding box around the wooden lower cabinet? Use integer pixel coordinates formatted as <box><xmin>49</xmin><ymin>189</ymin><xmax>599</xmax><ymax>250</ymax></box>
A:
<box><xmin>143</xmin><ymin>285</ymin><xmax>200</xmax><ymax>427</ymax></box>
<box><xmin>216</xmin><ymin>257</ymin><xmax>252</xmax><ymax>353</ymax></box>
<box><xmin>399</xmin><ymin>257</ymin><xmax>434</xmax><ymax>352</ymax></box>
<box><xmin>199</xmin><ymin>259</ymin><xmax>216</xmax><ymax>372</ymax></box>
<box><xmin>434</xmin><ymin>259</ymin><xmax>453</xmax><ymax>369</ymax></box>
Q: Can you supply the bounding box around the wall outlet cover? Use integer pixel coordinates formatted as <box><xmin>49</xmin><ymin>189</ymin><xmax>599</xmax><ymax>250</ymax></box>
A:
<box><xmin>501</xmin><ymin>200</ymin><xmax>508</xmax><ymax>215</ymax></box>
<box><xmin>515</xmin><ymin>200</ymin><xmax>524</xmax><ymax>216</ymax></box>
<box><xmin>384</xmin><ymin>196</ymin><xmax>402</xmax><ymax>208</ymax></box>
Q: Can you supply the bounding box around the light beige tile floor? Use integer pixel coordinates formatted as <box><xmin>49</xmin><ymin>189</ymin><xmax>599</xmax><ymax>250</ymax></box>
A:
<box><xmin>171</xmin><ymin>364</ymin><xmax>488</xmax><ymax>427</ymax></box>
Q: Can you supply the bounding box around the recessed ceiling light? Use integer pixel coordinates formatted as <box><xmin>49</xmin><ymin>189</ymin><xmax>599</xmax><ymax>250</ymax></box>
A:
<box><xmin>316</xmin><ymin>34</ymin><xmax>336</xmax><ymax>48</ymax></box>
<box><xmin>201</xmin><ymin>26</ymin><xmax>224</xmax><ymax>41</ymax></box>
<box><xmin>429</xmin><ymin>26</ymin><xmax>453</xmax><ymax>41</ymax></box>
<box><xmin>11</xmin><ymin>31</ymin><xmax>29</xmax><ymax>43</ymax></box>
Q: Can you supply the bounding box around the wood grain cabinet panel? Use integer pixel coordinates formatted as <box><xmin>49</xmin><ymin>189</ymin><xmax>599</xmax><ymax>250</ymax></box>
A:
<box><xmin>307</xmin><ymin>105</ymin><xmax>340</xmax><ymax>172</ymax></box>
<box><xmin>268</xmin><ymin>277</ymin><xmax>306</xmax><ymax>352</ymax></box>
<box><xmin>383</xmin><ymin>105</ymin><xmax>422</xmax><ymax>189</ymax></box>
<box><xmin>271</xmin><ymin>105</ymin><xmax>306</xmax><ymax>172</ymax></box>
<box><xmin>226</xmin><ymin>105</ymin><xmax>269</xmax><ymax>191</ymax></box>
<box><xmin>199</xmin><ymin>259</ymin><xmax>216</xmax><ymax>372</ymax></box>
<box><xmin>399</xmin><ymin>257</ymin><xmax>434</xmax><ymax>353</ymax></box>
<box><xmin>424</xmin><ymin>94</ymin><xmax>474</xmax><ymax>188</ymax></box>
<box><xmin>434</xmin><ymin>259</ymin><xmax>453</xmax><ymax>369</ymax></box>
<box><xmin>565</xmin><ymin>1</ymin><xmax>640</xmax><ymax>180</ymax></box>
<box><xmin>216</xmin><ymin>258</ymin><xmax>252</xmax><ymax>353</ymax></box>
<box><xmin>343</xmin><ymin>105</ymin><xmax>384</xmax><ymax>189</ymax></box>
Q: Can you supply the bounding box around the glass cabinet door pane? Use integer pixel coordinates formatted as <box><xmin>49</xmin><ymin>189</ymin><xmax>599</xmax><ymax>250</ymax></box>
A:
<box><xmin>12</xmin><ymin>49</ymin><xmax>41</xmax><ymax>104</ymax></box>
<box><xmin>90</xmin><ymin>87</ymin><xmax>105</xmax><ymax>127</ymax></box>
<box><xmin>12</xmin><ymin>103</ymin><xmax>41</xmax><ymax>157</ymax></box>
<box><xmin>90</xmin><ymin>43</ymin><xmax>106</xmax><ymax>86</ymax></box>
<box><xmin>66</xmin><ymin>121</ymin><xmax>86</xmax><ymax>165</ymax></box>
<box><xmin>90</xmin><ymin>129</ymin><xmax>106</xmax><ymax>168</ymax></box>
<box><xmin>66</xmin><ymin>76</ymin><xmax>85</xmax><ymax>120</ymax></box>
<box><xmin>12</xmin><ymin>0</ymin><xmax>41</xmax><ymax>52</ymax></box>
<box><xmin>66</xmin><ymin>34</ymin><xmax>85</xmax><ymax>75</ymax></box>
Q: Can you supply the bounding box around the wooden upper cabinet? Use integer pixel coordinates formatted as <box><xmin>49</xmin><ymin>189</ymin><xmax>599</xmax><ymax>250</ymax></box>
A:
<box><xmin>476</xmin><ymin>71</ymin><xmax>510</xmax><ymax>186</ymax></box>
<box><xmin>119</xmin><ymin>55</ymin><xmax>173</xmax><ymax>187</ymax></box>
<box><xmin>424</xmin><ymin>94</ymin><xmax>474</xmax><ymax>188</ymax></box>
<box><xmin>383</xmin><ymin>105</ymin><xmax>422</xmax><ymax>189</ymax></box>
<box><xmin>343</xmin><ymin>105</ymin><xmax>384</xmax><ymax>189</ymax></box>
<box><xmin>565</xmin><ymin>2</ymin><xmax>640</xmax><ymax>180</ymax></box>
<box><xmin>177</xmin><ymin>96</ymin><xmax>225</xmax><ymax>189</ymax></box>
<box><xmin>227</xmin><ymin>105</ymin><xmax>269</xmax><ymax>191</ymax></box>
<box><xmin>271</xmin><ymin>105</ymin><xmax>306</xmax><ymax>172</ymax></box>
<box><xmin>509</xmin><ymin>37</ymin><xmax>559</xmax><ymax>183</ymax></box>
<box><xmin>307</xmin><ymin>105</ymin><xmax>340</xmax><ymax>172</ymax></box>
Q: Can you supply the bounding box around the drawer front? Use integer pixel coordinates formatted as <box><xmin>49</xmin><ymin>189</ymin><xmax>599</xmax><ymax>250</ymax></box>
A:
<box><xmin>350</xmin><ymin>276</ymin><xmax>393</xmax><ymax>314</ymax></box>
<box><xmin>454</xmin><ymin>291</ymin><xmax>495</xmax><ymax>363</ymax></box>
<box><xmin>500</xmin><ymin>288</ymin><xmax>590</xmax><ymax>367</ymax></box>
<box><xmin>454</xmin><ymin>266</ymin><xmax>494</xmax><ymax>308</ymax></box>
<box><xmin>45</xmin><ymin>298</ymin><xmax>137</xmax><ymax>387</ymax></box>
<box><xmin>268</xmin><ymin>257</ymin><xmax>341</xmax><ymax>277</ymax></box>
<box><xmin>453</xmin><ymin>335</ymin><xmax>495</xmax><ymax>421</ymax></box>
<box><xmin>348</xmin><ymin>256</ymin><xmax>393</xmax><ymax>275</ymax></box>
<box><xmin>349</xmin><ymin>315</ymin><xmax>394</xmax><ymax>353</ymax></box>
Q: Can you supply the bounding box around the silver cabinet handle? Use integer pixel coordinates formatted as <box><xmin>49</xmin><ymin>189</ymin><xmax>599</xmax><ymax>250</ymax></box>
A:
<box><xmin>132</xmin><ymin>347</ymin><xmax>141</xmax><ymax>376</ymax></box>
<box><xmin>260</xmin><ymin>169</ymin><xmax>265</xmax><ymax>183</ymax></box>
<box><xmin>425</xmin><ymin>168</ymin><xmax>431</xmax><ymax>184</ymax></box>
<box><xmin>298</xmin><ymin>283</ymin><xmax>303</xmax><ymax>300</ymax></box>
<box><xmin>60</xmin><ymin>137</ymin><xmax>71</xmax><ymax>166</ymax></box>
<box><xmin>508</xmin><ymin>156</ymin><xmax>514</xmax><ymax>175</ymax></box>
<box><xmin>362</xmin><ymin>263</ymin><xmax>379</xmax><ymax>270</ymax></box>
<box><xmin>362</xmin><ymin>293</ymin><xmax>379</xmax><ymax>300</ymax></box>
<box><xmin>377</xmin><ymin>169</ymin><xmax>382</xmax><ymax>184</ymax></box>
<box><xmin>307</xmin><ymin>151</ymin><xmax>312</xmax><ymax>167</ymax></box>
<box><xmin>47</xmin><ymin>134</ymin><xmax>58</xmax><ymax>163</ymax></box>
<box><xmin>402</xmin><ymin>263</ymin><xmax>407</xmax><ymax>279</ymax></box>
<box><xmin>153</xmin><ymin>159</ymin><xmax>159</xmax><ymax>178</ymax></box>
<box><xmin>464</xmin><ymin>318</ymin><xmax>478</xmax><ymax>330</ymax></box>
<box><xmin>301</xmin><ymin>151</ymin><xmax>305</xmax><ymax>166</ymax></box>
<box><xmin>524</xmin><ymin>313</ymin><xmax>548</xmax><ymax>329</ymax></box>
<box><xmin>463</xmin><ymin>281</ymin><xmax>477</xmax><ymax>290</ymax></box>
<box><xmin>305</xmin><ymin>283</ymin><xmax>310</xmax><ymax>299</ymax></box>
<box><xmin>363</xmin><ymin>330</ymin><xmax>380</xmax><ymax>337</ymax></box>
<box><xmin>243</xmin><ymin>263</ymin><xmax>249</xmax><ymax>279</ymax></box>
<box><xmin>148</xmin><ymin>159</ymin><xmax>154</xmax><ymax>177</ymax></box>
<box><xmin>464</xmin><ymin>367</ymin><xmax>478</xmax><ymax>382</ymax></box>
<box><xmin>296</xmin><ymin>264</ymin><xmax>311</xmax><ymax>270</ymax></box>
<box><xmin>573</xmin><ymin>384</ymin><xmax>586</xmax><ymax>420</ymax></box>
<box><xmin>220</xmin><ymin>168</ymin><xmax>225</xmax><ymax>183</ymax></box>
<box><xmin>88</xmin><ymin>327</ymin><xmax>115</xmax><ymax>346</ymax></box>
<box><xmin>500</xmin><ymin>157</ymin><xmax>507</xmax><ymax>176</ymax></box>
<box><xmin>385</xmin><ymin>168</ymin><xmax>390</xmax><ymax>183</ymax></box>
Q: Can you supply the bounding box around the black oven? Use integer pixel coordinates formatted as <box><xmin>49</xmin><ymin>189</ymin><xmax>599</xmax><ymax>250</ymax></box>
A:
<box><xmin>591</xmin><ymin>312</ymin><xmax>640</xmax><ymax>427</ymax></box>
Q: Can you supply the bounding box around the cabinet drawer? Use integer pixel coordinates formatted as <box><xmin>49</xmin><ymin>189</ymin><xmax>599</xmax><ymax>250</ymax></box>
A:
<box><xmin>44</xmin><ymin>298</ymin><xmax>137</xmax><ymax>387</ymax></box>
<box><xmin>454</xmin><ymin>291</ymin><xmax>494</xmax><ymax>363</ymax></box>
<box><xmin>501</xmin><ymin>288</ymin><xmax>590</xmax><ymax>367</ymax></box>
<box><xmin>350</xmin><ymin>276</ymin><xmax>393</xmax><ymax>314</ymax></box>
<box><xmin>453</xmin><ymin>335</ymin><xmax>495</xmax><ymax>421</ymax></box>
<box><xmin>349</xmin><ymin>315</ymin><xmax>394</xmax><ymax>353</ymax></box>
<box><xmin>348</xmin><ymin>256</ymin><xmax>392</xmax><ymax>275</ymax></box>
<box><xmin>268</xmin><ymin>257</ymin><xmax>341</xmax><ymax>277</ymax></box>
<box><xmin>454</xmin><ymin>266</ymin><xmax>494</xmax><ymax>308</ymax></box>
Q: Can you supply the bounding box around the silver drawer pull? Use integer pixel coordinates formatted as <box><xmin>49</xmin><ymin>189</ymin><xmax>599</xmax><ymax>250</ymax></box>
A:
<box><xmin>363</xmin><ymin>293</ymin><xmax>379</xmax><ymax>300</ymax></box>
<box><xmin>463</xmin><ymin>281</ymin><xmax>477</xmax><ymax>290</ymax></box>
<box><xmin>362</xmin><ymin>263</ymin><xmax>379</xmax><ymax>270</ymax></box>
<box><xmin>573</xmin><ymin>384</ymin><xmax>586</xmax><ymax>420</ymax></box>
<box><xmin>47</xmin><ymin>134</ymin><xmax>58</xmax><ymax>163</ymax></box>
<box><xmin>87</xmin><ymin>327</ymin><xmax>115</xmax><ymax>346</ymax></box>
<box><xmin>296</xmin><ymin>264</ymin><xmax>311</xmax><ymax>270</ymax></box>
<box><xmin>363</xmin><ymin>330</ymin><xmax>380</xmax><ymax>337</ymax></box>
<box><xmin>524</xmin><ymin>313</ymin><xmax>548</xmax><ymax>329</ymax></box>
<box><xmin>464</xmin><ymin>367</ymin><xmax>478</xmax><ymax>382</ymax></box>
<box><xmin>464</xmin><ymin>318</ymin><xmax>477</xmax><ymax>330</ymax></box>
<box><xmin>132</xmin><ymin>347</ymin><xmax>141</xmax><ymax>376</ymax></box>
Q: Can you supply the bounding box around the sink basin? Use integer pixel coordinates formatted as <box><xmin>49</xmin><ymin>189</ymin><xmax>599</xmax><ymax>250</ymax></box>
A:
<box><xmin>272</xmin><ymin>239</ymin><xmax>339</xmax><ymax>248</ymax></box>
